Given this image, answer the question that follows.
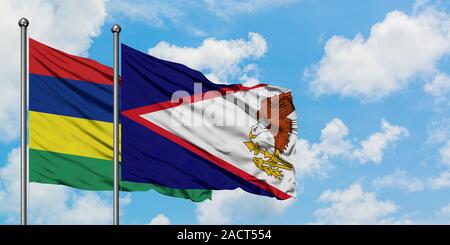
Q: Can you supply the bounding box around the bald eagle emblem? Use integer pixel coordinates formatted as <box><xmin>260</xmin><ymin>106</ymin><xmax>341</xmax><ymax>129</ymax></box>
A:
<box><xmin>244</xmin><ymin>92</ymin><xmax>296</xmax><ymax>180</ymax></box>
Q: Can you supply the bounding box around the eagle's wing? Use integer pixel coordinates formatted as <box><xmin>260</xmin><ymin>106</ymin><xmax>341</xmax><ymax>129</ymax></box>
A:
<box><xmin>257</xmin><ymin>92</ymin><xmax>296</xmax><ymax>154</ymax></box>
<box><xmin>277</xmin><ymin>92</ymin><xmax>295</xmax><ymax>118</ymax></box>
<box><xmin>257</xmin><ymin>92</ymin><xmax>295</xmax><ymax>120</ymax></box>
<box><xmin>274</xmin><ymin>118</ymin><xmax>293</xmax><ymax>154</ymax></box>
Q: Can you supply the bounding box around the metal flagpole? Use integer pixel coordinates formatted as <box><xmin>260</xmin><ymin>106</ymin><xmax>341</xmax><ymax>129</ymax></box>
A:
<box><xmin>18</xmin><ymin>17</ymin><xmax>29</xmax><ymax>226</ymax></box>
<box><xmin>111</xmin><ymin>24</ymin><xmax>121</xmax><ymax>225</ymax></box>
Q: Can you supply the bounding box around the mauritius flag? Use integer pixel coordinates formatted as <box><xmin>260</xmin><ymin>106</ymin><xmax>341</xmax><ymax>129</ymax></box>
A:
<box><xmin>121</xmin><ymin>45</ymin><xmax>297</xmax><ymax>200</ymax></box>
<box><xmin>28</xmin><ymin>38</ymin><xmax>211</xmax><ymax>202</ymax></box>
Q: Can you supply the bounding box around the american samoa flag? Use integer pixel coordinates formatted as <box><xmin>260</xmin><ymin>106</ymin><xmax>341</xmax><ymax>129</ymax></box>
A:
<box><xmin>121</xmin><ymin>44</ymin><xmax>297</xmax><ymax>200</ymax></box>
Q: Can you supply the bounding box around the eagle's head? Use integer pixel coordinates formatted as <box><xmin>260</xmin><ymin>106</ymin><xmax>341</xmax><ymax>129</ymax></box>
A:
<box><xmin>248</xmin><ymin>119</ymin><xmax>271</xmax><ymax>139</ymax></box>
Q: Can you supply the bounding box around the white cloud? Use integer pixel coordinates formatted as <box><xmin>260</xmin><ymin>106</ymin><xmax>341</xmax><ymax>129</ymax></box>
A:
<box><xmin>37</xmin><ymin>191</ymin><xmax>112</xmax><ymax>225</ymax></box>
<box><xmin>149</xmin><ymin>32</ymin><xmax>267</xmax><ymax>85</ymax></box>
<box><xmin>313</xmin><ymin>183</ymin><xmax>411</xmax><ymax>224</ymax></box>
<box><xmin>372</xmin><ymin>169</ymin><xmax>424</xmax><ymax>192</ymax></box>
<box><xmin>296</xmin><ymin>118</ymin><xmax>350</xmax><ymax>177</ymax></box>
<box><xmin>148</xmin><ymin>214</ymin><xmax>171</xmax><ymax>225</ymax></box>
<box><xmin>439</xmin><ymin>140</ymin><xmax>450</xmax><ymax>166</ymax></box>
<box><xmin>437</xmin><ymin>202</ymin><xmax>450</xmax><ymax>217</ymax></box>
<box><xmin>426</xmin><ymin>119</ymin><xmax>450</xmax><ymax>174</ymax></box>
<box><xmin>0</xmin><ymin>0</ymin><xmax>107</xmax><ymax>142</ymax></box>
<box><xmin>352</xmin><ymin>119</ymin><xmax>409</xmax><ymax>164</ymax></box>
<box><xmin>424</xmin><ymin>73</ymin><xmax>450</xmax><ymax>98</ymax></box>
<box><xmin>428</xmin><ymin>170</ymin><xmax>450</xmax><ymax>189</ymax></box>
<box><xmin>108</xmin><ymin>1</ymin><xmax>297</xmax><ymax>36</ymax></box>
<box><xmin>427</xmin><ymin>117</ymin><xmax>450</xmax><ymax>144</ymax></box>
<box><xmin>296</xmin><ymin>138</ymin><xmax>329</xmax><ymax>177</ymax></box>
<box><xmin>0</xmin><ymin>148</ymin><xmax>21</xmax><ymax>216</ymax></box>
<box><xmin>306</xmin><ymin>5</ymin><xmax>450</xmax><ymax>101</ymax></box>
<box><xmin>204</xmin><ymin>0</ymin><xmax>298</xmax><ymax>19</ymax></box>
<box><xmin>0</xmin><ymin>147</ymin><xmax>116</xmax><ymax>224</ymax></box>
<box><xmin>318</xmin><ymin>118</ymin><xmax>352</xmax><ymax>156</ymax></box>
<box><xmin>108</xmin><ymin>0</ymin><xmax>181</xmax><ymax>28</ymax></box>
<box><xmin>196</xmin><ymin>189</ymin><xmax>294</xmax><ymax>224</ymax></box>
<box><xmin>297</xmin><ymin>118</ymin><xmax>408</xmax><ymax>176</ymax></box>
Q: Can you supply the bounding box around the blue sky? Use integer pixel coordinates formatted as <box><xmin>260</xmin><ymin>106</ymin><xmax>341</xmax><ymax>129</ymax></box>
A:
<box><xmin>1</xmin><ymin>0</ymin><xmax>450</xmax><ymax>224</ymax></box>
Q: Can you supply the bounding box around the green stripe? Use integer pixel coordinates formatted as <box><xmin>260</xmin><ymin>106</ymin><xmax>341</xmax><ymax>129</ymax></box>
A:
<box><xmin>29</xmin><ymin>148</ymin><xmax>211</xmax><ymax>202</ymax></box>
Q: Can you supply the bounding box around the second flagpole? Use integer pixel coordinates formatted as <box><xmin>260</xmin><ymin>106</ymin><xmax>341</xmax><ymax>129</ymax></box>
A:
<box><xmin>112</xmin><ymin>24</ymin><xmax>121</xmax><ymax>226</ymax></box>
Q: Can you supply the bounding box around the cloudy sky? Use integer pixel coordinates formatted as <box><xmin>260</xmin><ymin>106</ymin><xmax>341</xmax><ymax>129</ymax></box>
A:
<box><xmin>1</xmin><ymin>0</ymin><xmax>450</xmax><ymax>225</ymax></box>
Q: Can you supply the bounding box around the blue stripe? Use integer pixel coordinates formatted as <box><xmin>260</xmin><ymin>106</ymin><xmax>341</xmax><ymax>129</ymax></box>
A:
<box><xmin>121</xmin><ymin>44</ymin><xmax>233</xmax><ymax>111</ymax></box>
<box><xmin>29</xmin><ymin>74</ymin><xmax>113</xmax><ymax>122</ymax></box>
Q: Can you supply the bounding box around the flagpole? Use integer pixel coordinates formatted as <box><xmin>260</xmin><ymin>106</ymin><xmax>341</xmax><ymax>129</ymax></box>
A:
<box><xmin>111</xmin><ymin>24</ymin><xmax>121</xmax><ymax>226</ymax></box>
<box><xmin>18</xmin><ymin>17</ymin><xmax>29</xmax><ymax>226</ymax></box>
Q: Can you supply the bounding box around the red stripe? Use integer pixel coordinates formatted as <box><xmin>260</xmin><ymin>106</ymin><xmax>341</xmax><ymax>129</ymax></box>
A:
<box><xmin>122</xmin><ymin>85</ymin><xmax>291</xmax><ymax>200</ymax></box>
<box><xmin>128</xmin><ymin>83</ymin><xmax>267</xmax><ymax>115</ymax></box>
<box><xmin>29</xmin><ymin>38</ymin><xmax>113</xmax><ymax>85</ymax></box>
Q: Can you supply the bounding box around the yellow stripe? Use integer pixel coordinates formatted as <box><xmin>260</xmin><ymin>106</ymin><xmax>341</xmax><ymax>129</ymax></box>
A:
<box><xmin>29</xmin><ymin>111</ymin><xmax>119</xmax><ymax>160</ymax></box>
